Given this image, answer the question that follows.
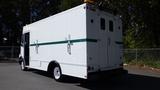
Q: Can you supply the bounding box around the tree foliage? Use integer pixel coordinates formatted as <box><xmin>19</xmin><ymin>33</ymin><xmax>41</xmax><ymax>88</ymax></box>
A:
<box><xmin>59</xmin><ymin>0</ymin><xmax>82</xmax><ymax>11</ymax></box>
<box><xmin>0</xmin><ymin>0</ymin><xmax>160</xmax><ymax>48</ymax></box>
<box><xmin>99</xmin><ymin>0</ymin><xmax>160</xmax><ymax>48</ymax></box>
<box><xmin>0</xmin><ymin>0</ymin><xmax>60</xmax><ymax>46</ymax></box>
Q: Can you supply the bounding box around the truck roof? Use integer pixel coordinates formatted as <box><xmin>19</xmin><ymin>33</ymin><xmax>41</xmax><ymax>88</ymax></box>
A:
<box><xmin>23</xmin><ymin>3</ymin><xmax>120</xmax><ymax>32</ymax></box>
<box><xmin>24</xmin><ymin>4</ymin><xmax>87</xmax><ymax>29</ymax></box>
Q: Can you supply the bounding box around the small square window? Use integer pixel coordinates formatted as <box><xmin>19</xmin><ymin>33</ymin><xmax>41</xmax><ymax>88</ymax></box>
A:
<box><xmin>109</xmin><ymin>20</ymin><xmax>114</xmax><ymax>32</ymax></box>
<box><xmin>100</xmin><ymin>18</ymin><xmax>105</xmax><ymax>30</ymax></box>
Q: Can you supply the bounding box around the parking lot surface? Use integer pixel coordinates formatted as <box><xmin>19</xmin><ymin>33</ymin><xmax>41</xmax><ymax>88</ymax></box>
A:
<box><xmin>0</xmin><ymin>63</ymin><xmax>160</xmax><ymax>90</ymax></box>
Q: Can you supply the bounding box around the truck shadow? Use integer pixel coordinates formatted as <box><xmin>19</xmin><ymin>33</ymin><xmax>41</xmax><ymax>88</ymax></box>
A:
<box><xmin>32</xmin><ymin>70</ymin><xmax>160</xmax><ymax>90</ymax></box>
<box><xmin>78</xmin><ymin>74</ymin><xmax>160</xmax><ymax>90</ymax></box>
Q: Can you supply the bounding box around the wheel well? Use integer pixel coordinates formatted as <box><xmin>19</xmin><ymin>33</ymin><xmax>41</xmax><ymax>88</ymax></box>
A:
<box><xmin>47</xmin><ymin>61</ymin><xmax>61</xmax><ymax>73</ymax></box>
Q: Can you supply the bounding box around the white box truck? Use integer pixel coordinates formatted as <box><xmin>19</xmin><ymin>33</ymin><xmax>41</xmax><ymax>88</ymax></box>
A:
<box><xmin>19</xmin><ymin>3</ymin><xmax>125</xmax><ymax>81</ymax></box>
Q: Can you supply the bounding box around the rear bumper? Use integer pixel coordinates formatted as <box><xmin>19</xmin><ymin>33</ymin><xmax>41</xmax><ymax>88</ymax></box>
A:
<box><xmin>87</xmin><ymin>68</ymin><xmax>128</xmax><ymax>79</ymax></box>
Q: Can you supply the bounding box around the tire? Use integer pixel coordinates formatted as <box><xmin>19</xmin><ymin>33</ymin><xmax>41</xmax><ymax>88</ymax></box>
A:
<box><xmin>52</xmin><ymin>65</ymin><xmax>63</xmax><ymax>81</ymax></box>
<box><xmin>20</xmin><ymin>61</ymin><xmax>28</xmax><ymax>71</ymax></box>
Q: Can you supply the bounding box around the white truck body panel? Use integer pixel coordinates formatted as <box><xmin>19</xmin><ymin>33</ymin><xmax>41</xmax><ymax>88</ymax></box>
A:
<box><xmin>20</xmin><ymin>4</ymin><xmax>123</xmax><ymax>79</ymax></box>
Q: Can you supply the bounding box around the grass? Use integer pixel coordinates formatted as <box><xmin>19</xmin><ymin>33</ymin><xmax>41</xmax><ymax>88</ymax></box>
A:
<box><xmin>124</xmin><ymin>58</ymin><xmax>160</xmax><ymax>69</ymax></box>
<box><xmin>124</xmin><ymin>50</ymin><xmax>160</xmax><ymax>69</ymax></box>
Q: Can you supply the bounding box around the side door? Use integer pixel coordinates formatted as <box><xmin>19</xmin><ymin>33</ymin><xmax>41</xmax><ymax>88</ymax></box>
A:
<box><xmin>24</xmin><ymin>32</ymin><xmax>30</xmax><ymax>66</ymax></box>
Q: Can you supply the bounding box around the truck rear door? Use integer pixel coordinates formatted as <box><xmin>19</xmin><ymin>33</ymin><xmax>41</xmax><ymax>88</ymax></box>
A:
<box><xmin>98</xmin><ymin>15</ymin><xmax>119</xmax><ymax>68</ymax></box>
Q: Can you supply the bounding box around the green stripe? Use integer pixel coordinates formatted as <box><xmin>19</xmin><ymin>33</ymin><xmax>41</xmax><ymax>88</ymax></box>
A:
<box><xmin>30</xmin><ymin>39</ymin><xmax>97</xmax><ymax>46</ymax></box>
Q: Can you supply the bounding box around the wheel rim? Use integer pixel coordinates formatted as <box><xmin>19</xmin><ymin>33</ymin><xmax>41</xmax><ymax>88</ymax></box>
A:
<box><xmin>53</xmin><ymin>67</ymin><xmax>61</xmax><ymax>80</ymax></box>
<box><xmin>21</xmin><ymin>62</ymin><xmax>24</xmax><ymax>70</ymax></box>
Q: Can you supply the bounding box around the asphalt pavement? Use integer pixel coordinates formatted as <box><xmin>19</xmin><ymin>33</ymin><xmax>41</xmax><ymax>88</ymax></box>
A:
<box><xmin>0</xmin><ymin>63</ymin><xmax>160</xmax><ymax>90</ymax></box>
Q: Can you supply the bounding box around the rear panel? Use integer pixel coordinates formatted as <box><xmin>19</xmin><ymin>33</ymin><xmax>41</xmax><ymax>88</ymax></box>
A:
<box><xmin>86</xmin><ymin>4</ymin><xmax>123</xmax><ymax>73</ymax></box>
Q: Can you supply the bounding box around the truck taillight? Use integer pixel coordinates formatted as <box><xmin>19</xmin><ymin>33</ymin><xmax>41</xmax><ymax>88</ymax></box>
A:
<box><xmin>87</xmin><ymin>66</ymin><xmax>94</xmax><ymax>71</ymax></box>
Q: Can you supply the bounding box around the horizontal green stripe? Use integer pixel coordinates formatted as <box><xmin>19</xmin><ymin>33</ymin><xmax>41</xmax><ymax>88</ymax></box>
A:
<box><xmin>30</xmin><ymin>39</ymin><xmax>97</xmax><ymax>46</ymax></box>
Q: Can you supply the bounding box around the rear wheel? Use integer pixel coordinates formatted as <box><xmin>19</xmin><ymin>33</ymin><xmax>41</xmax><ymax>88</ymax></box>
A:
<box><xmin>52</xmin><ymin>65</ymin><xmax>62</xmax><ymax>81</ymax></box>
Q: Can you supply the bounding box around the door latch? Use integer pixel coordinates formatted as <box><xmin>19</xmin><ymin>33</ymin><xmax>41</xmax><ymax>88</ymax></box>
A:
<box><xmin>35</xmin><ymin>40</ymin><xmax>39</xmax><ymax>54</ymax></box>
<box><xmin>66</xmin><ymin>35</ymin><xmax>73</xmax><ymax>55</ymax></box>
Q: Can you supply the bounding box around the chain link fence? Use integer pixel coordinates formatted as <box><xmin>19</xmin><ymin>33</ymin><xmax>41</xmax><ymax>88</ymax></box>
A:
<box><xmin>1</xmin><ymin>46</ymin><xmax>160</xmax><ymax>67</ymax></box>
<box><xmin>123</xmin><ymin>48</ymin><xmax>160</xmax><ymax>68</ymax></box>
<box><xmin>0</xmin><ymin>46</ymin><xmax>20</xmax><ymax>62</ymax></box>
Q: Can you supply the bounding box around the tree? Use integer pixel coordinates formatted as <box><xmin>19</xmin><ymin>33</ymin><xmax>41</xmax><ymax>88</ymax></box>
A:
<box><xmin>0</xmin><ymin>0</ymin><xmax>22</xmax><ymax>46</ymax></box>
<box><xmin>28</xmin><ymin>0</ymin><xmax>61</xmax><ymax>22</ymax></box>
<box><xmin>0</xmin><ymin>0</ymin><xmax>61</xmax><ymax>46</ymax></box>
<box><xmin>0</xmin><ymin>0</ymin><xmax>160</xmax><ymax>48</ymax></box>
<box><xmin>100</xmin><ymin>0</ymin><xmax>160</xmax><ymax>48</ymax></box>
<box><xmin>59</xmin><ymin>0</ymin><xmax>82</xmax><ymax>11</ymax></box>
